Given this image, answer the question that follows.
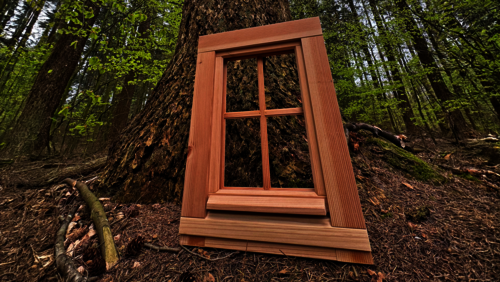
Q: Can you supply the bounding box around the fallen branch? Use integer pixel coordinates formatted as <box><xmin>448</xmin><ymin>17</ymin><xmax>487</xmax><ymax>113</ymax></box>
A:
<box><xmin>144</xmin><ymin>243</ymin><xmax>180</xmax><ymax>253</ymax></box>
<box><xmin>345</xmin><ymin>123</ymin><xmax>409</xmax><ymax>150</ymax></box>
<box><xmin>180</xmin><ymin>245</ymin><xmax>238</xmax><ymax>261</ymax></box>
<box><xmin>55</xmin><ymin>205</ymin><xmax>88</xmax><ymax>282</ymax></box>
<box><xmin>63</xmin><ymin>178</ymin><xmax>119</xmax><ymax>270</ymax></box>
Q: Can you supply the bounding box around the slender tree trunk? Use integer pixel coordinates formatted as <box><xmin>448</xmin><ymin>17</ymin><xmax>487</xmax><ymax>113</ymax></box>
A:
<box><xmin>97</xmin><ymin>0</ymin><xmax>292</xmax><ymax>202</ymax></box>
<box><xmin>394</xmin><ymin>0</ymin><xmax>468</xmax><ymax>139</ymax></box>
<box><xmin>2</xmin><ymin>0</ymin><xmax>101</xmax><ymax>156</ymax></box>
<box><xmin>109</xmin><ymin>17</ymin><xmax>151</xmax><ymax>141</ymax></box>
<box><xmin>368</xmin><ymin>0</ymin><xmax>418</xmax><ymax>134</ymax></box>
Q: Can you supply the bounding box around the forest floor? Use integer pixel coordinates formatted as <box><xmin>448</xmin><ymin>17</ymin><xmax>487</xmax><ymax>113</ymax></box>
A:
<box><xmin>1</xmin><ymin>133</ymin><xmax>499</xmax><ymax>282</ymax></box>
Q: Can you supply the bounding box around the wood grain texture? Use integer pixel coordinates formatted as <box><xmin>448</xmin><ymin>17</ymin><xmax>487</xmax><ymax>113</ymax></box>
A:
<box><xmin>217</xmin><ymin>41</ymin><xmax>299</xmax><ymax>59</ymax></box>
<box><xmin>295</xmin><ymin>45</ymin><xmax>326</xmax><ymax>197</ymax></box>
<box><xmin>206</xmin><ymin>211</ymin><xmax>331</xmax><ymax>226</ymax></box>
<box><xmin>264</xmin><ymin>107</ymin><xmax>303</xmax><ymax>117</ymax></box>
<box><xmin>246</xmin><ymin>241</ymin><xmax>337</xmax><ymax>261</ymax></box>
<box><xmin>215</xmin><ymin>188</ymin><xmax>318</xmax><ymax>197</ymax></box>
<box><xmin>208</xmin><ymin>57</ymin><xmax>224</xmax><ymax>193</ymax></box>
<box><xmin>181</xmin><ymin>51</ymin><xmax>216</xmax><ymax>218</ymax></box>
<box><xmin>224</xmin><ymin>108</ymin><xmax>303</xmax><ymax>119</ymax></box>
<box><xmin>206</xmin><ymin>195</ymin><xmax>327</xmax><ymax>215</ymax></box>
<box><xmin>336</xmin><ymin>249</ymin><xmax>374</xmax><ymax>264</ymax></box>
<box><xmin>224</xmin><ymin>110</ymin><xmax>260</xmax><ymax>119</ymax></box>
<box><xmin>179</xmin><ymin>216</ymin><xmax>371</xmax><ymax>251</ymax></box>
<box><xmin>258</xmin><ymin>58</ymin><xmax>272</xmax><ymax>190</ymax></box>
<box><xmin>219</xmin><ymin>63</ymin><xmax>228</xmax><ymax>191</ymax></box>
<box><xmin>301</xmin><ymin>36</ymin><xmax>366</xmax><ymax>229</ymax></box>
<box><xmin>198</xmin><ymin>17</ymin><xmax>322</xmax><ymax>53</ymax></box>
<box><xmin>180</xmin><ymin>235</ymin><xmax>373</xmax><ymax>264</ymax></box>
<box><xmin>179</xmin><ymin>235</ymin><xmax>206</xmax><ymax>247</ymax></box>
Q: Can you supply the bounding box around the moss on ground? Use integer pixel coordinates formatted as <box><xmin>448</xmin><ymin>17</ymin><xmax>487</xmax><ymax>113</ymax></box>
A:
<box><xmin>367</xmin><ymin>137</ymin><xmax>445</xmax><ymax>184</ymax></box>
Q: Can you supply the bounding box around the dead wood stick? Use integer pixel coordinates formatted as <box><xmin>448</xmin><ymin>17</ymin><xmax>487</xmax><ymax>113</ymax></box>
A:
<box><xmin>63</xmin><ymin>178</ymin><xmax>119</xmax><ymax>270</ymax></box>
<box><xmin>180</xmin><ymin>245</ymin><xmax>238</xmax><ymax>261</ymax></box>
<box><xmin>144</xmin><ymin>243</ymin><xmax>180</xmax><ymax>253</ymax></box>
<box><xmin>55</xmin><ymin>205</ymin><xmax>88</xmax><ymax>282</ymax></box>
<box><xmin>345</xmin><ymin>123</ymin><xmax>409</xmax><ymax>150</ymax></box>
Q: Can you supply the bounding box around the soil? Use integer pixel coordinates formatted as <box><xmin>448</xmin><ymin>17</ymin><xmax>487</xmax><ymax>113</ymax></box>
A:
<box><xmin>1</xmin><ymin>135</ymin><xmax>499</xmax><ymax>281</ymax></box>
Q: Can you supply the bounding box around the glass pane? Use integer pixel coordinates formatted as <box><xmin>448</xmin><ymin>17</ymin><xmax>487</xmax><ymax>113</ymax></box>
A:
<box><xmin>226</xmin><ymin>58</ymin><xmax>259</xmax><ymax>112</ymax></box>
<box><xmin>267</xmin><ymin>115</ymin><xmax>314</xmax><ymax>188</ymax></box>
<box><xmin>264</xmin><ymin>53</ymin><xmax>302</xmax><ymax>109</ymax></box>
<box><xmin>224</xmin><ymin>118</ymin><xmax>263</xmax><ymax>187</ymax></box>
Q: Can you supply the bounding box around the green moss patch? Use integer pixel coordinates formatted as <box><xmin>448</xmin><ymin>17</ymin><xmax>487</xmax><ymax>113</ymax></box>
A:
<box><xmin>368</xmin><ymin>137</ymin><xmax>445</xmax><ymax>184</ymax></box>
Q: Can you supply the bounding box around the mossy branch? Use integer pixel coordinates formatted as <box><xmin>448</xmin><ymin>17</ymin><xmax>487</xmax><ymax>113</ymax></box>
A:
<box><xmin>63</xmin><ymin>178</ymin><xmax>119</xmax><ymax>269</ymax></box>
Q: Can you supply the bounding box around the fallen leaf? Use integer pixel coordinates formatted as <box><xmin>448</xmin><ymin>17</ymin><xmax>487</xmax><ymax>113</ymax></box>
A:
<box><xmin>203</xmin><ymin>273</ymin><xmax>215</xmax><ymax>282</ymax></box>
<box><xmin>402</xmin><ymin>182</ymin><xmax>414</xmax><ymax>189</ymax></box>
<box><xmin>279</xmin><ymin>269</ymin><xmax>289</xmax><ymax>274</ymax></box>
<box><xmin>444</xmin><ymin>153</ymin><xmax>452</xmax><ymax>160</ymax></box>
<box><xmin>408</xmin><ymin>222</ymin><xmax>417</xmax><ymax>230</ymax></box>
<box><xmin>153</xmin><ymin>234</ymin><xmax>158</xmax><ymax>239</ymax></box>
<box><xmin>77</xmin><ymin>266</ymin><xmax>85</xmax><ymax>274</ymax></box>
<box><xmin>377</xmin><ymin>271</ymin><xmax>385</xmax><ymax>282</ymax></box>
<box><xmin>71</xmin><ymin>215</ymin><xmax>81</xmax><ymax>222</ymax></box>
<box><xmin>132</xmin><ymin>261</ymin><xmax>141</xmax><ymax>268</ymax></box>
<box><xmin>367</xmin><ymin>269</ymin><xmax>376</xmax><ymax>276</ymax></box>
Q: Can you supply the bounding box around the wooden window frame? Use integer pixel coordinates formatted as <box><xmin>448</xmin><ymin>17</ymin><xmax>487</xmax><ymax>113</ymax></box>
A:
<box><xmin>180</xmin><ymin>17</ymin><xmax>373</xmax><ymax>264</ymax></box>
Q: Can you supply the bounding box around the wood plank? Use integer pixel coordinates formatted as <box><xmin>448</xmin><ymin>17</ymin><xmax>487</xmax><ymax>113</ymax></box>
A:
<box><xmin>181</xmin><ymin>51</ymin><xmax>216</xmax><ymax>218</ymax></box>
<box><xmin>336</xmin><ymin>249</ymin><xmax>374</xmax><ymax>264</ymax></box>
<box><xmin>215</xmin><ymin>188</ymin><xmax>318</xmax><ymax>198</ymax></box>
<box><xmin>205</xmin><ymin>237</ymin><xmax>248</xmax><ymax>251</ymax></box>
<box><xmin>295</xmin><ymin>45</ymin><xmax>326</xmax><ymax>196</ymax></box>
<box><xmin>179</xmin><ymin>235</ymin><xmax>205</xmax><ymax>247</ymax></box>
<box><xmin>301</xmin><ymin>36</ymin><xmax>366</xmax><ymax>229</ymax></box>
<box><xmin>224</xmin><ymin>110</ymin><xmax>260</xmax><ymax>119</ymax></box>
<box><xmin>206</xmin><ymin>195</ymin><xmax>327</xmax><ymax>215</ymax></box>
<box><xmin>224</xmin><ymin>108</ymin><xmax>304</xmax><ymax>119</ymax></box>
<box><xmin>258</xmin><ymin>58</ymin><xmax>271</xmax><ymax>190</ymax></box>
<box><xmin>208</xmin><ymin>57</ymin><xmax>224</xmax><ymax>193</ymax></box>
<box><xmin>198</xmin><ymin>17</ymin><xmax>322</xmax><ymax>53</ymax></box>
<box><xmin>179</xmin><ymin>216</ymin><xmax>371</xmax><ymax>252</ymax></box>
<box><xmin>217</xmin><ymin>41</ymin><xmax>299</xmax><ymax>59</ymax></box>
<box><xmin>220</xmin><ymin>63</ymin><xmax>228</xmax><ymax>190</ymax></box>
<box><xmin>246</xmin><ymin>241</ymin><xmax>337</xmax><ymax>261</ymax></box>
<box><xmin>180</xmin><ymin>236</ymin><xmax>373</xmax><ymax>264</ymax></box>
<box><xmin>264</xmin><ymin>107</ymin><xmax>303</xmax><ymax>117</ymax></box>
<box><xmin>206</xmin><ymin>211</ymin><xmax>331</xmax><ymax>227</ymax></box>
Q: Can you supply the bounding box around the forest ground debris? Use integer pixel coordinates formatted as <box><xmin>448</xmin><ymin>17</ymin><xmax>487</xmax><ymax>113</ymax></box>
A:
<box><xmin>0</xmin><ymin>136</ymin><xmax>499</xmax><ymax>281</ymax></box>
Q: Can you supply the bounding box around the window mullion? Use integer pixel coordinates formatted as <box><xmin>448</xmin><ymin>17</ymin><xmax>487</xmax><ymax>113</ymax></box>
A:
<box><xmin>258</xmin><ymin>57</ymin><xmax>271</xmax><ymax>190</ymax></box>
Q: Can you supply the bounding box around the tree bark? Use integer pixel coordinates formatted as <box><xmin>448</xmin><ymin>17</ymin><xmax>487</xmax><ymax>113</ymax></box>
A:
<box><xmin>97</xmin><ymin>0</ymin><xmax>292</xmax><ymax>202</ymax></box>
<box><xmin>2</xmin><ymin>0</ymin><xmax>101</xmax><ymax>156</ymax></box>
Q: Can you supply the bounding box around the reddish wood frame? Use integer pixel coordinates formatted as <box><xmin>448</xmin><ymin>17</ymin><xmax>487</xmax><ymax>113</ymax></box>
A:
<box><xmin>180</xmin><ymin>17</ymin><xmax>373</xmax><ymax>264</ymax></box>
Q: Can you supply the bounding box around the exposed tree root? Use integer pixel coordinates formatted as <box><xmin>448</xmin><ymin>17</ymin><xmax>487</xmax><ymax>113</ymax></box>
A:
<box><xmin>345</xmin><ymin>123</ymin><xmax>409</xmax><ymax>150</ymax></box>
<box><xmin>55</xmin><ymin>205</ymin><xmax>89</xmax><ymax>282</ymax></box>
<box><xmin>8</xmin><ymin>157</ymin><xmax>107</xmax><ymax>187</ymax></box>
<box><xmin>63</xmin><ymin>178</ymin><xmax>119</xmax><ymax>270</ymax></box>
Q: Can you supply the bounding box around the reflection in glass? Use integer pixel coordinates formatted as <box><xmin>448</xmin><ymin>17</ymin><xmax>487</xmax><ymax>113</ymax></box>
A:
<box><xmin>224</xmin><ymin>118</ymin><xmax>263</xmax><ymax>187</ymax></box>
<box><xmin>264</xmin><ymin>53</ymin><xmax>302</xmax><ymax>109</ymax></box>
<box><xmin>267</xmin><ymin>115</ymin><xmax>314</xmax><ymax>188</ymax></box>
<box><xmin>226</xmin><ymin>59</ymin><xmax>259</xmax><ymax>112</ymax></box>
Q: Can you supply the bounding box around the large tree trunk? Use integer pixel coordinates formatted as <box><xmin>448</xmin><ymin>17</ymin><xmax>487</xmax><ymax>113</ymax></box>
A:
<box><xmin>97</xmin><ymin>0</ymin><xmax>292</xmax><ymax>203</ymax></box>
<box><xmin>2</xmin><ymin>0</ymin><xmax>100</xmax><ymax>156</ymax></box>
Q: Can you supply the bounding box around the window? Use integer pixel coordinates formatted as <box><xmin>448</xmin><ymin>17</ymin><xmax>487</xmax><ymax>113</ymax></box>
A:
<box><xmin>179</xmin><ymin>17</ymin><xmax>373</xmax><ymax>264</ymax></box>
